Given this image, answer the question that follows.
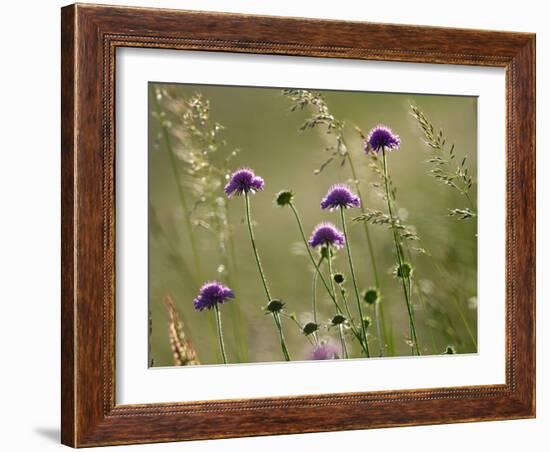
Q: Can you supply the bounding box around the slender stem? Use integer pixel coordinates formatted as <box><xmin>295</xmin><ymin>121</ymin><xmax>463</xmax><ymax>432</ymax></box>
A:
<box><xmin>339</xmin><ymin>207</ymin><xmax>369</xmax><ymax>356</ymax></box>
<box><xmin>346</xmin><ymin>152</ymin><xmax>381</xmax><ymax>287</ymax></box>
<box><xmin>244</xmin><ymin>193</ymin><xmax>291</xmax><ymax>361</ymax></box>
<box><xmin>282</xmin><ymin>313</ymin><xmax>316</xmax><ymax>346</ymax></box>
<box><xmin>327</xmin><ymin>246</ymin><xmax>349</xmax><ymax>359</ymax></box>
<box><xmin>338</xmin><ymin>288</ymin><xmax>355</xmax><ymax>329</ymax></box>
<box><xmin>345</xmin><ymin>144</ymin><xmax>388</xmax><ymax>356</ymax></box>
<box><xmin>273</xmin><ymin>312</ymin><xmax>292</xmax><ymax>361</ymax></box>
<box><xmin>214</xmin><ymin>304</ymin><xmax>228</xmax><ymax>364</ymax></box>
<box><xmin>399</xmin><ymin>212</ymin><xmax>437</xmax><ymax>355</ymax></box>
<box><xmin>363</xmin><ymin>324</ymin><xmax>371</xmax><ymax>358</ymax></box>
<box><xmin>288</xmin><ymin>203</ymin><xmax>343</xmax><ymax>313</ymax></box>
<box><xmin>381</xmin><ymin>149</ymin><xmax>421</xmax><ymax>356</ymax></box>
<box><xmin>244</xmin><ymin>193</ymin><xmax>271</xmax><ymax>300</ymax></box>
<box><xmin>338</xmin><ymin>288</ymin><xmax>370</xmax><ymax>356</ymax></box>
<box><xmin>287</xmin><ymin>202</ymin><xmax>369</xmax><ymax>355</ymax></box>
<box><xmin>311</xmin><ymin>256</ymin><xmax>324</xmax><ymax>325</ymax></box>
<box><xmin>374</xmin><ymin>302</ymin><xmax>385</xmax><ymax>357</ymax></box>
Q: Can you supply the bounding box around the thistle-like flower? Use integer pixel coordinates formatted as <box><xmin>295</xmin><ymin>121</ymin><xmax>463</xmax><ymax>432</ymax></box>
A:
<box><xmin>365</xmin><ymin>125</ymin><xmax>401</xmax><ymax>154</ymax></box>
<box><xmin>310</xmin><ymin>342</ymin><xmax>339</xmax><ymax>360</ymax></box>
<box><xmin>193</xmin><ymin>281</ymin><xmax>234</xmax><ymax>311</ymax></box>
<box><xmin>320</xmin><ymin>184</ymin><xmax>361</xmax><ymax>210</ymax></box>
<box><xmin>224</xmin><ymin>168</ymin><xmax>265</xmax><ymax>197</ymax></box>
<box><xmin>308</xmin><ymin>222</ymin><xmax>346</xmax><ymax>249</ymax></box>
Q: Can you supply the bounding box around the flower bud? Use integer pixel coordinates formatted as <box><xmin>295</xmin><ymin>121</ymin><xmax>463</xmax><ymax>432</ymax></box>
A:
<box><xmin>265</xmin><ymin>299</ymin><xmax>285</xmax><ymax>313</ymax></box>
<box><xmin>333</xmin><ymin>273</ymin><xmax>345</xmax><ymax>284</ymax></box>
<box><xmin>396</xmin><ymin>262</ymin><xmax>413</xmax><ymax>278</ymax></box>
<box><xmin>331</xmin><ymin>314</ymin><xmax>346</xmax><ymax>326</ymax></box>
<box><xmin>275</xmin><ymin>190</ymin><xmax>294</xmax><ymax>206</ymax></box>
<box><xmin>302</xmin><ymin>322</ymin><xmax>319</xmax><ymax>336</ymax></box>
<box><xmin>362</xmin><ymin>288</ymin><xmax>380</xmax><ymax>305</ymax></box>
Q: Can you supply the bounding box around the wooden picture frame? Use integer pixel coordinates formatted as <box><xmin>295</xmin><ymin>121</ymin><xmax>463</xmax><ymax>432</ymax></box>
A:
<box><xmin>61</xmin><ymin>3</ymin><xmax>535</xmax><ymax>447</ymax></box>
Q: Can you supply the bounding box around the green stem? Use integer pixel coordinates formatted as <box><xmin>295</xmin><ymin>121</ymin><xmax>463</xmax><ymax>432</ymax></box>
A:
<box><xmin>327</xmin><ymin>246</ymin><xmax>349</xmax><ymax>359</ymax></box>
<box><xmin>374</xmin><ymin>302</ymin><xmax>385</xmax><ymax>357</ymax></box>
<box><xmin>346</xmin><ymin>145</ymin><xmax>388</xmax><ymax>356</ymax></box>
<box><xmin>288</xmin><ymin>202</ymin><xmax>344</xmax><ymax>313</ymax></box>
<box><xmin>346</xmin><ymin>152</ymin><xmax>381</xmax><ymax>287</ymax></box>
<box><xmin>363</xmin><ymin>324</ymin><xmax>371</xmax><ymax>358</ymax></box>
<box><xmin>214</xmin><ymin>304</ymin><xmax>228</xmax><ymax>364</ymax></box>
<box><xmin>283</xmin><ymin>313</ymin><xmax>316</xmax><ymax>346</ymax></box>
<box><xmin>339</xmin><ymin>207</ymin><xmax>369</xmax><ymax>357</ymax></box>
<box><xmin>287</xmin><ymin>202</ymin><xmax>368</xmax><ymax>355</ymax></box>
<box><xmin>381</xmin><ymin>149</ymin><xmax>421</xmax><ymax>356</ymax></box>
<box><xmin>273</xmin><ymin>312</ymin><xmax>292</xmax><ymax>361</ymax></box>
<box><xmin>339</xmin><ymin>287</ymin><xmax>370</xmax><ymax>356</ymax></box>
<box><xmin>244</xmin><ymin>193</ymin><xmax>291</xmax><ymax>361</ymax></box>
<box><xmin>311</xmin><ymin>256</ymin><xmax>323</xmax><ymax>325</ymax></box>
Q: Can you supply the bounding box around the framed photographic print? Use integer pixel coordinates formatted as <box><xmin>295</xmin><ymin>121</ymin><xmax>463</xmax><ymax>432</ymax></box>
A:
<box><xmin>61</xmin><ymin>3</ymin><xmax>536</xmax><ymax>447</ymax></box>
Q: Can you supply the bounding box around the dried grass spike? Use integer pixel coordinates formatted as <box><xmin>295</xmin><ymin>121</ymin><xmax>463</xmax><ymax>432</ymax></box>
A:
<box><xmin>164</xmin><ymin>295</ymin><xmax>200</xmax><ymax>366</ymax></box>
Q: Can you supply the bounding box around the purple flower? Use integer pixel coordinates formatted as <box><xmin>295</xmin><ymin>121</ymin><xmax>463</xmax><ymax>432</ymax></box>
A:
<box><xmin>224</xmin><ymin>168</ymin><xmax>265</xmax><ymax>197</ymax></box>
<box><xmin>308</xmin><ymin>222</ymin><xmax>345</xmax><ymax>249</ymax></box>
<box><xmin>320</xmin><ymin>184</ymin><xmax>360</xmax><ymax>210</ymax></box>
<box><xmin>365</xmin><ymin>125</ymin><xmax>401</xmax><ymax>154</ymax></box>
<box><xmin>310</xmin><ymin>342</ymin><xmax>339</xmax><ymax>360</ymax></box>
<box><xmin>193</xmin><ymin>281</ymin><xmax>234</xmax><ymax>311</ymax></box>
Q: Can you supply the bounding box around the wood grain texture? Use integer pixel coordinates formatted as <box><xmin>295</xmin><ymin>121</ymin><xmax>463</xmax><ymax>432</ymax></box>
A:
<box><xmin>60</xmin><ymin>3</ymin><xmax>536</xmax><ymax>447</ymax></box>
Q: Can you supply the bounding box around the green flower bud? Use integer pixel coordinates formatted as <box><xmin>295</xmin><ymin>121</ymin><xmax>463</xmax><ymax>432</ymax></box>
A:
<box><xmin>396</xmin><ymin>262</ymin><xmax>413</xmax><ymax>278</ymax></box>
<box><xmin>266</xmin><ymin>299</ymin><xmax>285</xmax><ymax>313</ymax></box>
<box><xmin>331</xmin><ymin>314</ymin><xmax>346</xmax><ymax>326</ymax></box>
<box><xmin>275</xmin><ymin>190</ymin><xmax>294</xmax><ymax>206</ymax></box>
<box><xmin>302</xmin><ymin>322</ymin><xmax>319</xmax><ymax>336</ymax></box>
<box><xmin>362</xmin><ymin>287</ymin><xmax>380</xmax><ymax>305</ymax></box>
<box><xmin>362</xmin><ymin>316</ymin><xmax>372</xmax><ymax>329</ymax></box>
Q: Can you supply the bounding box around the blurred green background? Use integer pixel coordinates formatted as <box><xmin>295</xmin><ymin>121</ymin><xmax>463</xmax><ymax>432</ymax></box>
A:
<box><xmin>148</xmin><ymin>82</ymin><xmax>477</xmax><ymax>366</ymax></box>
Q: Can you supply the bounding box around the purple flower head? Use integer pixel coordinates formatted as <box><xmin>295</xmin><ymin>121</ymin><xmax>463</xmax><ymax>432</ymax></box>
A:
<box><xmin>193</xmin><ymin>281</ymin><xmax>234</xmax><ymax>311</ymax></box>
<box><xmin>224</xmin><ymin>168</ymin><xmax>264</xmax><ymax>197</ymax></box>
<box><xmin>365</xmin><ymin>125</ymin><xmax>401</xmax><ymax>154</ymax></box>
<box><xmin>320</xmin><ymin>184</ymin><xmax>361</xmax><ymax>210</ymax></box>
<box><xmin>310</xmin><ymin>342</ymin><xmax>339</xmax><ymax>360</ymax></box>
<box><xmin>308</xmin><ymin>222</ymin><xmax>345</xmax><ymax>249</ymax></box>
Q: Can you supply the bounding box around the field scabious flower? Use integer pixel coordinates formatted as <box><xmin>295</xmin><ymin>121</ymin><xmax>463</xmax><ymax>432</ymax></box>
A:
<box><xmin>194</xmin><ymin>281</ymin><xmax>234</xmax><ymax>364</ymax></box>
<box><xmin>320</xmin><ymin>184</ymin><xmax>361</xmax><ymax>210</ymax></box>
<box><xmin>224</xmin><ymin>168</ymin><xmax>265</xmax><ymax>197</ymax></box>
<box><xmin>365</xmin><ymin>125</ymin><xmax>401</xmax><ymax>154</ymax></box>
<box><xmin>310</xmin><ymin>342</ymin><xmax>339</xmax><ymax>360</ymax></box>
<box><xmin>193</xmin><ymin>281</ymin><xmax>234</xmax><ymax>311</ymax></box>
<box><xmin>308</xmin><ymin>222</ymin><xmax>345</xmax><ymax>249</ymax></box>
